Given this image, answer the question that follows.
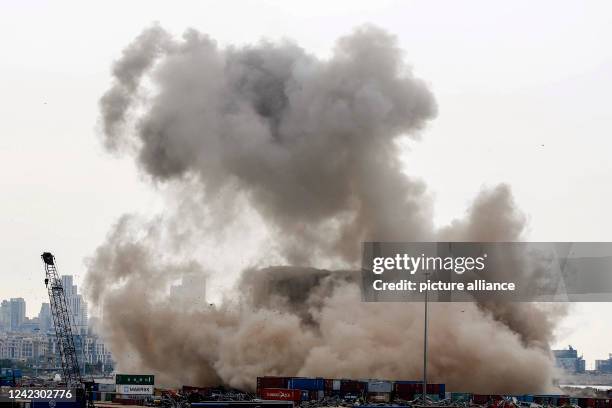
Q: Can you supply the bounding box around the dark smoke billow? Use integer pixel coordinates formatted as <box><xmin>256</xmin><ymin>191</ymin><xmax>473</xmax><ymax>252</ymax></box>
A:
<box><xmin>87</xmin><ymin>24</ymin><xmax>564</xmax><ymax>394</ymax></box>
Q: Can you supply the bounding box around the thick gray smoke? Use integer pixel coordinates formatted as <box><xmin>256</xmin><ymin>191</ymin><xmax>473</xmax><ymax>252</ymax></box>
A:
<box><xmin>87</xmin><ymin>24</ymin><xmax>564</xmax><ymax>394</ymax></box>
<box><xmin>100</xmin><ymin>24</ymin><xmax>435</xmax><ymax>263</ymax></box>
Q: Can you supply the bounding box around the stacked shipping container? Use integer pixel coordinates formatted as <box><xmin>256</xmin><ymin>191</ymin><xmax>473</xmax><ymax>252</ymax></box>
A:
<box><xmin>256</xmin><ymin>377</ymin><xmax>445</xmax><ymax>402</ymax></box>
<box><xmin>255</xmin><ymin>377</ymin><xmax>611</xmax><ymax>408</ymax></box>
<box><xmin>394</xmin><ymin>381</ymin><xmax>445</xmax><ymax>401</ymax></box>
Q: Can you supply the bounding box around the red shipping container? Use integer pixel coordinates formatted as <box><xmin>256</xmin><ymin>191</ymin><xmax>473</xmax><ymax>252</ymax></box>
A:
<box><xmin>579</xmin><ymin>398</ymin><xmax>595</xmax><ymax>408</ymax></box>
<box><xmin>258</xmin><ymin>377</ymin><xmax>291</xmax><ymax>396</ymax></box>
<box><xmin>394</xmin><ymin>383</ymin><xmax>419</xmax><ymax>392</ymax></box>
<box><xmin>340</xmin><ymin>380</ymin><xmax>366</xmax><ymax>394</ymax></box>
<box><xmin>394</xmin><ymin>383</ymin><xmax>443</xmax><ymax>399</ymax></box>
<box><xmin>260</xmin><ymin>388</ymin><xmax>302</xmax><ymax>402</ymax></box>
<box><xmin>395</xmin><ymin>383</ymin><xmax>419</xmax><ymax>400</ymax></box>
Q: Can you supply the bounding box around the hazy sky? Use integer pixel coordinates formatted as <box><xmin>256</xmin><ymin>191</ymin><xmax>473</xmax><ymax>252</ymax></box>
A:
<box><xmin>1</xmin><ymin>0</ymin><xmax>611</xmax><ymax>367</ymax></box>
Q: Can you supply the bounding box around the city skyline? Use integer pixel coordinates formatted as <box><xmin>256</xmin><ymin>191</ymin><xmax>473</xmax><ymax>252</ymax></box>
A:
<box><xmin>0</xmin><ymin>273</ymin><xmax>113</xmax><ymax>373</ymax></box>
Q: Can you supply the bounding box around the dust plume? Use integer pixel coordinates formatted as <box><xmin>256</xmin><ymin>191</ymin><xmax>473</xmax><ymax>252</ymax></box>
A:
<box><xmin>86</xmin><ymin>24</ymin><xmax>564</xmax><ymax>394</ymax></box>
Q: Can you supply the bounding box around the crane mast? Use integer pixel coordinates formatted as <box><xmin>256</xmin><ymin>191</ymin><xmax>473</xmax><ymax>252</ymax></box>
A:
<box><xmin>41</xmin><ymin>252</ymin><xmax>83</xmax><ymax>387</ymax></box>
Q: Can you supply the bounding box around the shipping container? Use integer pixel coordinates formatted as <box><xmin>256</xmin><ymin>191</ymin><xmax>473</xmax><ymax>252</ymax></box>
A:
<box><xmin>579</xmin><ymin>398</ymin><xmax>596</xmax><ymax>408</ymax></box>
<box><xmin>259</xmin><ymin>388</ymin><xmax>302</xmax><ymax>402</ymax></box>
<box><xmin>102</xmin><ymin>392</ymin><xmax>113</xmax><ymax>402</ymax></box>
<box><xmin>340</xmin><ymin>380</ymin><xmax>367</xmax><ymax>395</ymax></box>
<box><xmin>367</xmin><ymin>380</ymin><xmax>392</xmax><ymax>393</ymax></box>
<box><xmin>324</xmin><ymin>379</ymin><xmax>333</xmax><ymax>394</ymax></box>
<box><xmin>288</xmin><ymin>378</ymin><xmax>325</xmax><ymax>391</ymax></box>
<box><xmin>257</xmin><ymin>377</ymin><xmax>291</xmax><ymax>392</ymax></box>
<box><xmin>393</xmin><ymin>382</ymin><xmax>445</xmax><ymax>400</ymax></box>
<box><xmin>534</xmin><ymin>394</ymin><xmax>571</xmax><ymax>406</ymax></box>
<box><xmin>590</xmin><ymin>399</ymin><xmax>612</xmax><ymax>408</ymax></box>
<box><xmin>472</xmin><ymin>394</ymin><xmax>492</xmax><ymax>405</ymax></box>
<box><xmin>367</xmin><ymin>392</ymin><xmax>391</xmax><ymax>403</ymax></box>
<box><xmin>332</xmin><ymin>380</ymin><xmax>341</xmax><ymax>391</ymax></box>
<box><xmin>98</xmin><ymin>383</ymin><xmax>117</xmax><ymax>392</ymax></box>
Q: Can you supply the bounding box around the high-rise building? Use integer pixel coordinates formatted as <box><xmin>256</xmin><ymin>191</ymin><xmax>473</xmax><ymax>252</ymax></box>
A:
<box><xmin>60</xmin><ymin>275</ymin><xmax>88</xmax><ymax>335</ymax></box>
<box><xmin>9</xmin><ymin>298</ymin><xmax>26</xmax><ymax>331</ymax></box>
<box><xmin>0</xmin><ymin>300</ymin><xmax>10</xmax><ymax>331</ymax></box>
<box><xmin>38</xmin><ymin>303</ymin><xmax>53</xmax><ymax>333</ymax></box>
<box><xmin>595</xmin><ymin>354</ymin><xmax>612</xmax><ymax>373</ymax></box>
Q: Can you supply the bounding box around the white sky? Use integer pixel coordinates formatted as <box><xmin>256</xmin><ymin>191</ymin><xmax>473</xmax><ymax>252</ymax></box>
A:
<box><xmin>0</xmin><ymin>0</ymin><xmax>611</xmax><ymax>367</ymax></box>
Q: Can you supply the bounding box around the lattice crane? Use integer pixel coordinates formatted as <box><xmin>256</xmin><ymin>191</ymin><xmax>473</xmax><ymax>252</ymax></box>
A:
<box><xmin>41</xmin><ymin>252</ymin><xmax>83</xmax><ymax>387</ymax></box>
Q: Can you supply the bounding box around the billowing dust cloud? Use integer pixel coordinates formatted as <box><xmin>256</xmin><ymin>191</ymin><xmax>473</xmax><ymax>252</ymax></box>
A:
<box><xmin>87</xmin><ymin>24</ymin><xmax>564</xmax><ymax>394</ymax></box>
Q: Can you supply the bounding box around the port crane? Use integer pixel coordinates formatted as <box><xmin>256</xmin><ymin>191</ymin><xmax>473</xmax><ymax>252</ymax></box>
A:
<box><xmin>42</xmin><ymin>252</ymin><xmax>94</xmax><ymax>408</ymax></box>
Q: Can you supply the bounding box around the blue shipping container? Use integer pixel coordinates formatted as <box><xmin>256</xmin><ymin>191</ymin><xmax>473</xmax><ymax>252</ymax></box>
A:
<box><xmin>288</xmin><ymin>378</ymin><xmax>325</xmax><ymax>391</ymax></box>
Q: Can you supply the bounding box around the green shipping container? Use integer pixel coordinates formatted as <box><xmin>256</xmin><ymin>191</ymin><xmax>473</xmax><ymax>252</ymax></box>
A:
<box><xmin>116</xmin><ymin>374</ymin><xmax>155</xmax><ymax>385</ymax></box>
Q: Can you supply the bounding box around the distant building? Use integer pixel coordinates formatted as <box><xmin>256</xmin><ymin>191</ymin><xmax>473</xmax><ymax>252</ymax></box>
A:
<box><xmin>61</xmin><ymin>275</ymin><xmax>88</xmax><ymax>335</ymax></box>
<box><xmin>38</xmin><ymin>303</ymin><xmax>53</xmax><ymax>333</ymax></box>
<box><xmin>553</xmin><ymin>345</ymin><xmax>586</xmax><ymax>373</ymax></box>
<box><xmin>0</xmin><ymin>332</ymin><xmax>48</xmax><ymax>361</ymax></box>
<box><xmin>20</xmin><ymin>317</ymin><xmax>41</xmax><ymax>332</ymax></box>
<box><xmin>0</xmin><ymin>300</ymin><xmax>10</xmax><ymax>331</ymax></box>
<box><xmin>595</xmin><ymin>354</ymin><xmax>612</xmax><ymax>373</ymax></box>
<box><xmin>9</xmin><ymin>298</ymin><xmax>26</xmax><ymax>331</ymax></box>
<box><xmin>79</xmin><ymin>334</ymin><xmax>114</xmax><ymax>372</ymax></box>
<box><xmin>0</xmin><ymin>331</ymin><xmax>113</xmax><ymax>373</ymax></box>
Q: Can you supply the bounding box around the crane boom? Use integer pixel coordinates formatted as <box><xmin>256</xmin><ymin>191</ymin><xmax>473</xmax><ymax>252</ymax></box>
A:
<box><xmin>41</xmin><ymin>252</ymin><xmax>83</xmax><ymax>386</ymax></box>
